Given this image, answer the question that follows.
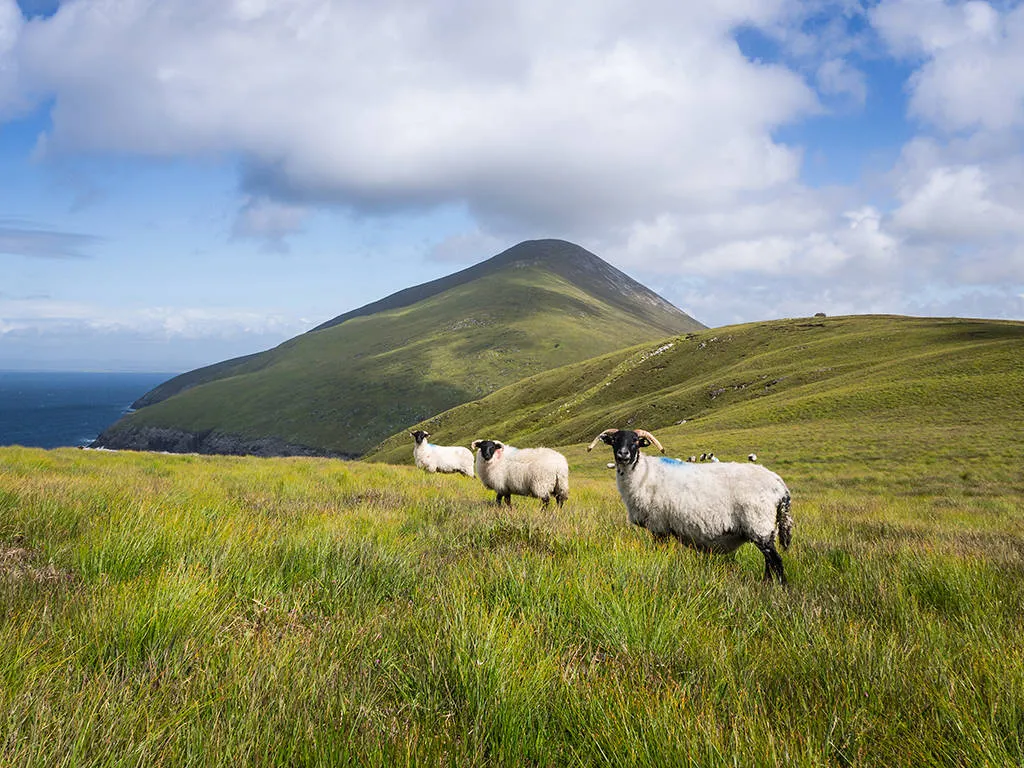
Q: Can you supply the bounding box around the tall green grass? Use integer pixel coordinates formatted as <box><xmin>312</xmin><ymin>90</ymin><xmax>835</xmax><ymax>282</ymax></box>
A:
<box><xmin>2</xmin><ymin>441</ymin><xmax>1022</xmax><ymax>766</ymax></box>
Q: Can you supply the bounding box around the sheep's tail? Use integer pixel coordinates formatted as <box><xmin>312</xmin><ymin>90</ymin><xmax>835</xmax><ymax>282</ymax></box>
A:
<box><xmin>776</xmin><ymin>491</ymin><xmax>793</xmax><ymax>550</ymax></box>
<box><xmin>553</xmin><ymin>466</ymin><xmax>569</xmax><ymax>507</ymax></box>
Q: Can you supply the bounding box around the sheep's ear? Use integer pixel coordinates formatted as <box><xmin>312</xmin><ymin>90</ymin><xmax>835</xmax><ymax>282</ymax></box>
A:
<box><xmin>471</xmin><ymin>440</ymin><xmax>481</xmax><ymax>450</ymax></box>
<box><xmin>637</xmin><ymin>437</ymin><xmax>651</xmax><ymax>448</ymax></box>
<box><xmin>493</xmin><ymin>441</ymin><xmax>504</xmax><ymax>449</ymax></box>
<box><xmin>601</xmin><ymin>433</ymin><xmax>615</xmax><ymax>445</ymax></box>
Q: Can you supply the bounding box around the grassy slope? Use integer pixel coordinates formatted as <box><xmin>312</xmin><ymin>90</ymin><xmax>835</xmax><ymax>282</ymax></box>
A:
<box><xmin>368</xmin><ymin>315</ymin><xmax>1024</xmax><ymax>476</ymax></box>
<box><xmin>2</xmin><ymin>419</ymin><xmax>1022</xmax><ymax>765</ymax></box>
<box><xmin>3</xmin><ymin>316</ymin><xmax>1024</xmax><ymax>764</ymax></box>
<box><xmin>106</xmin><ymin>266</ymin><xmax>697</xmax><ymax>456</ymax></box>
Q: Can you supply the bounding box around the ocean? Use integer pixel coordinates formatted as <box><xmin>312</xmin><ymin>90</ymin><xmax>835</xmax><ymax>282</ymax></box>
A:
<box><xmin>0</xmin><ymin>371</ymin><xmax>176</xmax><ymax>449</ymax></box>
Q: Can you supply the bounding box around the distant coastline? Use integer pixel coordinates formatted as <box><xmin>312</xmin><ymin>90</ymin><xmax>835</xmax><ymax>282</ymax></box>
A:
<box><xmin>0</xmin><ymin>371</ymin><xmax>176</xmax><ymax>449</ymax></box>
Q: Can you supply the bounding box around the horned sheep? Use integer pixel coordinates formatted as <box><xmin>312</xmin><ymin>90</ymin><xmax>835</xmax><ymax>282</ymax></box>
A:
<box><xmin>410</xmin><ymin>430</ymin><xmax>475</xmax><ymax>477</ymax></box>
<box><xmin>471</xmin><ymin>439</ymin><xmax>569</xmax><ymax>508</ymax></box>
<box><xmin>588</xmin><ymin>428</ymin><xmax>793</xmax><ymax>583</ymax></box>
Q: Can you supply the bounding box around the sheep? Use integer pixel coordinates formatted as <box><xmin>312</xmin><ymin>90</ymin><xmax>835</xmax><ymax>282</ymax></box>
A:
<box><xmin>410</xmin><ymin>430</ymin><xmax>474</xmax><ymax>477</ymax></box>
<box><xmin>587</xmin><ymin>428</ymin><xmax>793</xmax><ymax>583</ymax></box>
<box><xmin>748</xmin><ymin>453</ymin><xmax>758</xmax><ymax>462</ymax></box>
<box><xmin>470</xmin><ymin>439</ymin><xmax>569</xmax><ymax>508</ymax></box>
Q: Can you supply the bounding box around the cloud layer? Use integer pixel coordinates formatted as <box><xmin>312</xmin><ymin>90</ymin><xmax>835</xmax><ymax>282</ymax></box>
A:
<box><xmin>0</xmin><ymin>0</ymin><xmax>1022</xmax><ymax>340</ymax></box>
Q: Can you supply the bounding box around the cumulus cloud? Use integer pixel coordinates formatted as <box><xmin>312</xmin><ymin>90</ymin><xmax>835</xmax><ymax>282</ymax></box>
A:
<box><xmin>2</xmin><ymin>0</ymin><xmax>816</xmax><ymax>235</ymax></box>
<box><xmin>0</xmin><ymin>0</ymin><xmax>24</xmax><ymax>113</ymax></box>
<box><xmin>816</xmin><ymin>57</ymin><xmax>867</xmax><ymax>108</ymax></box>
<box><xmin>893</xmin><ymin>164</ymin><xmax>1022</xmax><ymax>241</ymax></box>
<box><xmin>872</xmin><ymin>0</ymin><xmax>1024</xmax><ymax>132</ymax></box>
<box><xmin>0</xmin><ymin>0</ymin><xmax>1022</xmax><ymax>336</ymax></box>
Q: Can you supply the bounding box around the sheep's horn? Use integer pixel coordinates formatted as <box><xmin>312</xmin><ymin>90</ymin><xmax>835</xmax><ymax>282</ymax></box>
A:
<box><xmin>635</xmin><ymin>429</ymin><xmax>665</xmax><ymax>453</ymax></box>
<box><xmin>587</xmin><ymin>429</ymin><xmax>618</xmax><ymax>452</ymax></box>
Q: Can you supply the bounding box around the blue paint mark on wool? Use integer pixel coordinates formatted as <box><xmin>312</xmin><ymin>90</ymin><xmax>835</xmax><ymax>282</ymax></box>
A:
<box><xmin>659</xmin><ymin>457</ymin><xmax>684</xmax><ymax>465</ymax></box>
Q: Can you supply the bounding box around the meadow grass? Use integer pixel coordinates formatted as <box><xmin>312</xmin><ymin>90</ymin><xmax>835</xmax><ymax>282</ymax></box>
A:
<box><xmin>1</xmin><ymin>440</ymin><xmax>1022</xmax><ymax>767</ymax></box>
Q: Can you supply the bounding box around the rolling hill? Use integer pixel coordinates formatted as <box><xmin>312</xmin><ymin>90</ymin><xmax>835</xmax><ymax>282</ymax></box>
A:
<box><xmin>93</xmin><ymin>240</ymin><xmax>702</xmax><ymax>457</ymax></box>
<box><xmin>368</xmin><ymin>314</ymin><xmax>1024</xmax><ymax>483</ymax></box>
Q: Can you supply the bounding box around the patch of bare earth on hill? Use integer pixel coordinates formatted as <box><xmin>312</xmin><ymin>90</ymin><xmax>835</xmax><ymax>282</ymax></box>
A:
<box><xmin>1</xmin><ymin>539</ymin><xmax>76</xmax><ymax>585</ymax></box>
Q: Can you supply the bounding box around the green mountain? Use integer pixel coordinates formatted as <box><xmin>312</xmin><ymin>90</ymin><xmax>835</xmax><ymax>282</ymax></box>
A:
<box><xmin>367</xmin><ymin>314</ymin><xmax>1024</xmax><ymax>474</ymax></box>
<box><xmin>94</xmin><ymin>239</ymin><xmax>703</xmax><ymax>457</ymax></box>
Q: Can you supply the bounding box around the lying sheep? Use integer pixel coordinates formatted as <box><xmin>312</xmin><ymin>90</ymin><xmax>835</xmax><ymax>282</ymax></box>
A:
<box><xmin>588</xmin><ymin>428</ymin><xmax>793</xmax><ymax>583</ymax></box>
<box><xmin>410</xmin><ymin>430</ymin><xmax>474</xmax><ymax>477</ymax></box>
<box><xmin>471</xmin><ymin>439</ymin><xmax>569</xmax><ymax>508</ymax></box>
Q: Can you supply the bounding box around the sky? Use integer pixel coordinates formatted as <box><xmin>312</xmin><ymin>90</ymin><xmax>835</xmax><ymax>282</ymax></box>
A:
<box><xmin>1</xmin><ymin>0</ymin><xmax>1023</xmax><ymax>372</ymax></box>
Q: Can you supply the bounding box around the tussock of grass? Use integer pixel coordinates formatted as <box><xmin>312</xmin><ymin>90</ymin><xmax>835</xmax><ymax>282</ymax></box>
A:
<box><xmin>2</xmin><ymin>440</ymin><xmax>1023</xmax><ymax>766</ymax></box>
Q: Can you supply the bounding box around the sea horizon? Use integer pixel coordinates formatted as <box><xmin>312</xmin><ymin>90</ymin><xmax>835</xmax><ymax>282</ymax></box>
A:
<box><xmin>0</xmin><ymin>371</ymin><xmax>178</xmax><ymax>450</ymax></box>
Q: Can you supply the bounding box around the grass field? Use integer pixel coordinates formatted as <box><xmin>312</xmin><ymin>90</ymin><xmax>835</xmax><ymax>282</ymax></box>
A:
<box><xmin>2</xmin><ymin>424</ymin><xmax>1022</xmax><ymax>765</ymax></box>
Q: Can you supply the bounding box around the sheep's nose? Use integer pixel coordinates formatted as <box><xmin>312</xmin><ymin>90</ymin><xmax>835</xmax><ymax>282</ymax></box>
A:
<box><xmin>616</xmin><ymin>449</ymin><xmax>631</xmax><ymax>462</ymax></box>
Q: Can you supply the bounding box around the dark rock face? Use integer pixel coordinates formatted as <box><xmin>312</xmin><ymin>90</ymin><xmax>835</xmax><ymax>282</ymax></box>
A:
<box><xmin>90</xmin><ymin>426</ymin><xmax>354</xmax><ymax>459</ymax></box>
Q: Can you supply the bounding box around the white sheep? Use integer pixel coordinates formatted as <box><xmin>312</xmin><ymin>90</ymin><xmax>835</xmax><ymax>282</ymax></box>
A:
<box><xmin>410</xmin><ymin>430</ymin><xmax>474</xmax><ymax>477</ymax></box>
<box><xmin>588</xmin><ymin>428</ymin><xmax>793</xmax><ymax>583</ymax></box>
<box><xmin>470</xmin><ymin>439</ymin><xmax>569</xmax><ymax>508</ymax></box>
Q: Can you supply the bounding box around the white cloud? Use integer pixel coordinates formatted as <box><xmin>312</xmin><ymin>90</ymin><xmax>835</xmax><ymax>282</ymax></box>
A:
<box><xmin>232</xmin><ymin>196</ymin><xmax>310</xmax><ymax>250</ymax></box>
<box><xmin>3</xmin><ymin>0</ymin><xmax>816</xmax><ymax>235</ymax></box>
<box><xmin>0</xmin><ymin>0</ymin><xmax>24</xmax><ymax>114</ymax></box>
<box><xmin>872</xmin><ymin>0</ymin><xmax>1024</xmax><ymax>132</ymax></box>
<box><xmin>816</xmin><ymin>57</ymin><xmax>867</xmax><ymax>107</ymax></box>
<box><xmin>893</xmin><ymin>164</ymin><xmax>1022</xmax><ymax>241</ymax></box>
<box><xmin>1</xmin><ymin>0</ymin><xmax>1023</xmax><ymax>340</ymax></box>
<box><xmin>0</xmin><ymin>297</ymin><xmax>308</xmax><ymax>340</ymax></box>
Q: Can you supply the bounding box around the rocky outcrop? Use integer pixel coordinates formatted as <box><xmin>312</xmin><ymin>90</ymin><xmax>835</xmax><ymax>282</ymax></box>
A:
<box><xmin>90</xmin><ymin>425</ymin><xmax>354</xmax><ymax>459</ymax></box>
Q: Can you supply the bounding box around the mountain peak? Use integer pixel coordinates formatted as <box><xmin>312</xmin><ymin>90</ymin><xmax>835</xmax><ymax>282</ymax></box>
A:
<box><xmin>491</xmin><ymin>238</ymin><xmax>599</xmax><ymax>265</ymax></box>
<box><xmin>312</xmin><ymin>239</ymin><xmax>698</xmax><ymax>334</ymax></box>
<box><xmin>95</xmin><ymin>238</ymin><xmax>703</xmax><ymax>458</ymax></box>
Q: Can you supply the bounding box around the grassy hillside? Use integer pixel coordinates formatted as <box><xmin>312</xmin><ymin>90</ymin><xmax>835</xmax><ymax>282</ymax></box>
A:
<box><xmin>99</xmin><ymin>259</ymin><xmax>700</xmax><ymax>457</ymax></box>
<box><xmin>10</xmin><ymin>313</ymin><xmax>1021</xmax><ymax>764</ymax></box>
<box><xmin>369</xmin><ymin>314</ymin><xmax>1024</xmax><ymax>475</ymax></box>
<box><xmin>2</xmin><ymin>429</ymin><xmax>1022</xmax><ymax>765</ymax></box>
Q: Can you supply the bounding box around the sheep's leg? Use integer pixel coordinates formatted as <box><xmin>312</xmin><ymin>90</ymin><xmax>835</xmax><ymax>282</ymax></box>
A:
<box><xmin>540</xmin><ymin>495</ymin><xmax>550</xmax><ymax>509</ymax></box>
<box><xmin>755</xmin><ymin>540</ymin><xmax>786</xmax><ymax>584</ymax></box>
<box><xmin>501</xmin><ymin>493</ymin><xmax>513</xmax><ymax>507</ymax></box>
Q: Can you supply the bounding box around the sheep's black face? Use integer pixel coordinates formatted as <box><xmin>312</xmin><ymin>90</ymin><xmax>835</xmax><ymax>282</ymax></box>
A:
<box><xmin>474</xmin><ymin>440</ymin><xmax>502</xmax><ymax>461</ymax></box>
<box><xmin>410</xmin><ymin>430</ymin><xmax>430</xmax><ymax>445</ymax></box>
<box><xmin>601</xmin><ymin>430</ymin><xmax>650</xmax><ymax>468</ymax></box>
